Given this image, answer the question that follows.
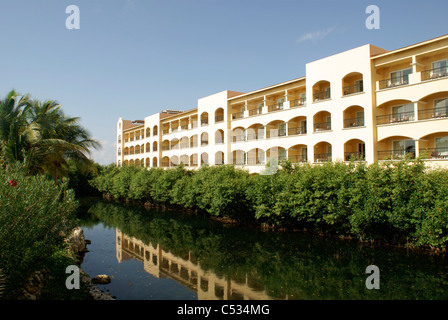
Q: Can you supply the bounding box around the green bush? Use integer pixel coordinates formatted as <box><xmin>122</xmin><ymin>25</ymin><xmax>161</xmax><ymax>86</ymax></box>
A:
<box><xmin>89</xmin><ymin>159</ymin><xmax>448</xmax><ymax>249</ymax></box>
<box><xmin>0</xmin><ymin>163</ymin><xmax>78</xmax><ymax>298</ymax></box>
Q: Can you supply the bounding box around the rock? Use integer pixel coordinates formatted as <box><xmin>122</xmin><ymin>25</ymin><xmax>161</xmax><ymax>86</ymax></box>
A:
<box><xmin>65</xmin><ymin>227</ymin><xmax>87</xmax><ymax>256</ymax></box>
<box><xmin>92</xmin><ymin>274</ymin><xmax>111</xmax><ymax>284</ymax></box>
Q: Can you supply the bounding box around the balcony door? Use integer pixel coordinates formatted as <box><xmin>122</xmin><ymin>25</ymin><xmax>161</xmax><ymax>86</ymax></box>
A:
<box><xmin>392</xmin><ymin>103</ymin><xmax>413</xmax><ymax>122</ymax></box>
<box><xmin>393</xmin><ymin>140</ymin><xmax>415</xmax><ymax>158</ymax></box>
<box><xmin>432</xmin><ymin>60</ymin><xmax>447</xmax><ymax>75</ymax></box>
<box><xmin>435</xmin><ymin>136</ymin><xmax>448</xmax><ymax>154</ymax></box>
<box><xmin>434</xmin><ymin>98</ymin><xmax>448</xmax><ymax>116</ymax></box>
<box><xmin>390</xmin><ymin>68</ymin><xmax>412</xmax><ymax>85</ymax></box>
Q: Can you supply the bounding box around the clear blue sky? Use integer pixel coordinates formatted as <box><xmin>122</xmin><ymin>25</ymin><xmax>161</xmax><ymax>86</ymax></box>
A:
<box><xmin>0</xmin><ymin>0</ymin><xmax>447</xmax><ymax>164</ymax></box>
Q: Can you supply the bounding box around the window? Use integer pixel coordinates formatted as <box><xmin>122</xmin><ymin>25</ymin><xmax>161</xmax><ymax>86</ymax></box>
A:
<box><xmin>432</xmin><ymin>59</ymin><xmax>447</xmax><ymax>73</ymax></box>
<box><xmin>434</xmin><ymin>98</ymin><xmax>448</xmax><ymax>116</ymax></box>
<box><xmin>393</xmin><ymin>140</ymin><xmax>415</xmax><ymax>155</ymax></box>
<box><xmin>278</xmin><ymin>123</ymin><xmax>286</xmax><ymax>136</ymax></box>
<box><xmin>436</xmin><ymin>136</ymin><xmax>448</xmax><ymax>152</ymax></box>
<box><xmin>392</xmin><ymin>103</ymin><xmax>414</xmax><ymax>122</ymax></box>
<box><xmin>390</xmin><ymin>68</ymin><xmax>412</xmax><ymax>85</ymax></box>
<box><xmin>356</xmin><ymin>111</ymin><xmax>365</xmax><ymax>126</ymax></box>
<box><xmin>301</xmin><ymin>147</ymin><xmax>308</xmax><ymax>161</ymax></box>
<box><xmin>278</xmin><ymin>98</ymin><xmax>285</xmax><ymax>109</ymax></box>
<box><xmin>355</xmin><ymin>80</ymin><xmax>364</xmax><ymax>92</ymax></box>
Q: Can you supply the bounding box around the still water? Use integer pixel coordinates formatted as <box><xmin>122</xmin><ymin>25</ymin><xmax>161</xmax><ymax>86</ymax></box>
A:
<box><xmin>77</xmin><ymin>197</ymin><xmax>448</xmax><ymax>300</ymax></box>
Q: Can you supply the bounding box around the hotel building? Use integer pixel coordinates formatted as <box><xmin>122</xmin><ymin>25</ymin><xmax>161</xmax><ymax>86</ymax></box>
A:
<box><xmin>117</xmin><ymin>34</ymin><xmax>448</xmax><ymax>173</ymax></box>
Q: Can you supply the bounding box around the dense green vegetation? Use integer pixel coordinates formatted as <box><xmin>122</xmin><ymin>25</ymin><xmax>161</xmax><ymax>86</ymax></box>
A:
<box><xmin>90</xmin><ymin>158</ymin><xmax>448</xmax><ymax>250</ymax></box>
<box><xmin>0</xmin><ymin>89</ymin><xmax>101</xmax><ymax>299</ymax></box>
<box><xmin>0</xmin><ymin>163</ymin><xmax>79</xmax><ymax>298</ymax></box>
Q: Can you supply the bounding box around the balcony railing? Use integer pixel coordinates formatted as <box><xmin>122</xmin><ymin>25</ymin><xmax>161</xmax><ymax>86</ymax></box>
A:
<box><xmin>313</xmin><ymin>90</ymin><xmax>330</xmax><ymax>101</ymax></box>
<box><xmin>418</xmin><ymin>108</ymin><xmax>448</xmax><ymax>120</ymax></box>
<box><xmin>232</xmin><ymin>111</ymin><xmax>244</xmax><ymax>120</ymax></box>
<box><xmin>378</xmin><ymin>75</ymin><xmax>409</xmax><ymax>90</ymax></box>
<box><xmin>201</xmin><ymin>119</ymin><xmax>209</xmax><ymax>126</ymax></box>
<box><xmin>180</xmin><ymin>124</ymin><xmax>189</xmax><ymax>130</ymax></box>
<box><xmin>377</xmin><ymin>150</ymin><xmax>415</xmax><ymax>160</ymax></box>
<box><xmin>343</xmin><ymin>82</ymin><xmax>363</xmax><ymax>95</ymax></box>
<box><xmin>248</xmin><ymin>108</ymin><xmax>263</xmax><ymax>116</ymax></box>
<box><xmin>376</xmin><ymin>111</ymin><xmax>414</xmax><ymax>125</ymax></box>
<box><xmin>288</xmin><ymin>155</ymin><xmax>307</xmax><ymax>163</ymax></box>
<box><xmin>344</xmin><ymin>152</ymin><xmax>365</xmax><ymax>161</ymax></box>
<box><xmin>314</xmin><ymin>153</ymin><xmax>332</xmax><ymax>162</ymax></box>
<box><xmin>162</xmin><ymin>129</ymin><xmax>169</xmax><ymax>135</ymax></box>
<box><xmin>419</xmin><ymin>147</ymin><xmax>448</xmax><ymax>159</ymax></box>
<box><xmin>313</xmin><ymin>121</ymin><xmax>331</xmax><ymax>132</ymax></box>
<box><xmin>161</xmin><ymin>146</ymin><xmax>170</xmax><ymax>151</ymax></box>
<box><xmin>421</xmin><ymin>66</ymin><xmax>448</xmax><ymax>81</ymax></box>
<box><xmin>215</xmin><ymin>115</ymin><xmax>224</xmax><ymax>123</ymax></box>
<box><xmin>247</xmin><ymin>158</ymin><xmax>265</xmax><ymax>165</ymax></box>
<box><xmin>344</xmin><ymin>117</ymin><xmax>365</xmax><ymax>128</ymax></box>
<box><xmin>268</xmin><ymin>103</ymin><xmax>283</xmax><ymax>112</ymax></box>
<box><xmin>290</xmin><ymin>97</ymin><xmax>306</xmax><ymax>108</ymax></box>
<box><xmin>232</xmin><ymin>135</ymin><xmax>246</xmax><ymax>143</ymax></box>
<box><xmin>246</xmin><ymin>133</ymin><xmax>263</xmax><ymax>141</ymax></box>
<box><xmin>288</xmin><ymin>126</ymin><xmax>307</xmax><ymax>135</ymax></box>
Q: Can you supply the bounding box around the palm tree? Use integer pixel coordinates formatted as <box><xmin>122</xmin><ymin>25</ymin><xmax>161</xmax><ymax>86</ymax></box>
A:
<box><xmin>0</xmin><ymin>90</ymin><xmax>33</xmax><ymax>164</ymax></box>
<box><xmin>28</xmin><ymin>99</ymin><xmax>101</xmax><ymax>181</ymax></box>
<box><xmin>0</xmin><ymin>90</ymin><xmax>101</xmax><ymax>181</ymax></box>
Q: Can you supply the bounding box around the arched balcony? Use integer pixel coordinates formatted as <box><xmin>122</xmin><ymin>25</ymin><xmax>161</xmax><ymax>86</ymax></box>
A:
<box><xmin>215</xmin><ymin>151</ymin><xmax>225</xmax><ymax>165</ymax></box>
<box><xmin>313</xmin><ymin>111</ymin><xmax>331</xmax><ymax>132</ymax></box>
<box><xmin>201</xmin><ymin>153</ymin><xmax>209</xmax><ymax>165</ymax></box>
<box><xmin>376</xmin><ymin>100</ymin><xmax>414</xmax><ymax>125</ymax></box>
<box><xmin>146</xmin><ymin>127</ymin><xmax>151</xmax><ymax>138</ymax></box>
<box><xmin>288</xmin><ymin>144</ymin><xmax>307</xmax><ymax>163</ymax></box>
<box><xmin>287</xmin><ymin>116</ymin><xmax>307</xmax><ymax>135</ymax></box>
<box><xmin>344</xmin><ymin>139</ymin><xmax>366</xmax><ymax>161</ymax></box>
<box><xmin>266</xmin><ymin>120</ymin><xmax>286</xmax><ymax>139</ymax></box>
<box><xmin>247</xmin><ymin>148</ymin><xmax>265</xmax><ymax>165</ymax></box>
<box><xmin>201</xmin><ymin>132</ymin><xmax>209</xmax><ymax>146</ymax></box>
<box><xmin>342</xmin><ymin>72</ymin><xmax>364</xmax><ymax>96</ymax></box>
<box><xmin>246</xmin><ymin>123</ymin><xmax>264</xmax><ymax>141</ymax></box>
<box><xmin>312</xmin><ymin>80</ymin><xmax>331</xmax><ymax>102</ymax></box>
<box><xmin>161</xmin><ymin>140</ymin><xmax>170</xmax><ymax>151</ymax></box>
<box><xmin>418</xmin><ymin>132</ymin><xmax>448</xmax><ymax>160</ymax></box>
<box><xmin>266</xmin><ymin>147</ymin><xmax>286</xmax><ymax>163</ymax></box>
<box><xmin>377</xmin><ymin>136</ymin><xmax>415</xmax><ymax>160</ymax></box>
<box><xmin>343</xmin><ymin>106</ymin><xmax>365</xmax><ymax>128</ymax></box>
<box><xmin>201</xmin><ymin>112</ymin><xmax>209</xmax><ymax>126</ymax></box>
<box><xmin>314</xmin><ymin>142</ymin><xmax>332</xmax><ymax>162</ymax></box>
<box><xmin>215</xmin><ymin>129</ymin><xmax>224</xmax><ymax>144</ymax></box>
<box><xmin>152</xmin><ymin>157</ymin><xmax>158</xmax><ymax>167</ymax></box>
<box><xmin>153</xmin><ymin>141</ymin><xmax>158</xmax><ymax>152</ymax></box>
<box><xmin>215</xmin><ymin>108</ymin><xmax>224</xmax><ymax>123</ymax></box>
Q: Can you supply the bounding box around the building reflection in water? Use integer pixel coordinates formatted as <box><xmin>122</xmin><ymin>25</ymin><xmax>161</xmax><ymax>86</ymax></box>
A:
<box><xmin>115</xmin><ymin>228</ymin><xmax>274</xmax><ymax>300</ymax></box>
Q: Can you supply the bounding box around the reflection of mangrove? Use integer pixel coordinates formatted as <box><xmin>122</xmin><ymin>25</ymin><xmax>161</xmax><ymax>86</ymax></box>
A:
<box><xmin>84</xmin><ymin>199</ymin><xmax>448</xmax><ymax>300</ymax></box>
<box><xmin>117</xmin><ymin>230</ymin><xmax>270</xmax><ymax>300</ymax></box>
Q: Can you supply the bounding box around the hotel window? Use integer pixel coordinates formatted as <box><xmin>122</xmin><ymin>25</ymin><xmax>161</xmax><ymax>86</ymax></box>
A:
<box><xmin>392</xmin><ymin>103</ymin><xmax>414</xmax><ymax>122</ymax></box>
<box><xmin>393</xmin><ymin>140</ymin><xmax>415</xmax><ymax>156</ymax></box>
<box><xmin>434</xmin><ymin>98</ymin><xmax>448</xmax><ymax>116</ymax></box>
<box><xmin>432</xmin><ymin>59</ymin><xmax>447</xmax><ymax>74</ymax></box>
<box><xmin>435</xmin><ymin>137</ymin><xmax>448</xmax><ymax>153</ymax></box>
<box><xmin>278</xmin><ymin>98</ymin><xmax>285</xmax><ymax>109</ymax></box>
<box><xmin>390</xmin><ymin>68</ymin><xmax>412</xmax><ymax>85</ymax></box>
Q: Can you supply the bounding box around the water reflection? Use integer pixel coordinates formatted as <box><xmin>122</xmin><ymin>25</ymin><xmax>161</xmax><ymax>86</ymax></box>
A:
<box><xmin>79</xmin><ymin>198</ymin><xmax>448</xmax><ymax>300</ymax></box>
<box><xmin>117</xmin><ymin>230</ymin><xmax>272</xmax><ymax>300</ymax></box>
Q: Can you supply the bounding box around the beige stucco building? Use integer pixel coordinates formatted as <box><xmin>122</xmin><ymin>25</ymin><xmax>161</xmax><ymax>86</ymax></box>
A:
<box><xmin>117</xmin><ymin>34</ymin><xmax>448</xmax><ymax>173</ymax></box>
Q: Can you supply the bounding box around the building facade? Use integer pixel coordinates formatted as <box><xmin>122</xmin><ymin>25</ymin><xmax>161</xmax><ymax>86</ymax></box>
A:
<box><xmin>117</xmin><ymin>34</ymin><xmax>448</xmax><ymax>173</ymax></box>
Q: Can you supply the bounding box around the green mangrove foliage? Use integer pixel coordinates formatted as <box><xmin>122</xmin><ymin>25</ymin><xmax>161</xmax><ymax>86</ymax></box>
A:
<box><xmin>89</xmin><ymin>159</ymin><xmax>448</xmax><ymax>249</ymax></box>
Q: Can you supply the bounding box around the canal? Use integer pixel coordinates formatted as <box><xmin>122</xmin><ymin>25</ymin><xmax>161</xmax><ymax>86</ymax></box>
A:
<box><xmin>77</xmin><ymin>197</ymin><xmax>448</xmax><ymax>300</ymax></box>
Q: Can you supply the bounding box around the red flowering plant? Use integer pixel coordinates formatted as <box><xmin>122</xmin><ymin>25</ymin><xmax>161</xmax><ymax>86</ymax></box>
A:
<box><xmin>8</xmin><ymin>179</ymin><xmax>17</xmax><ymax>187</ymax></box>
